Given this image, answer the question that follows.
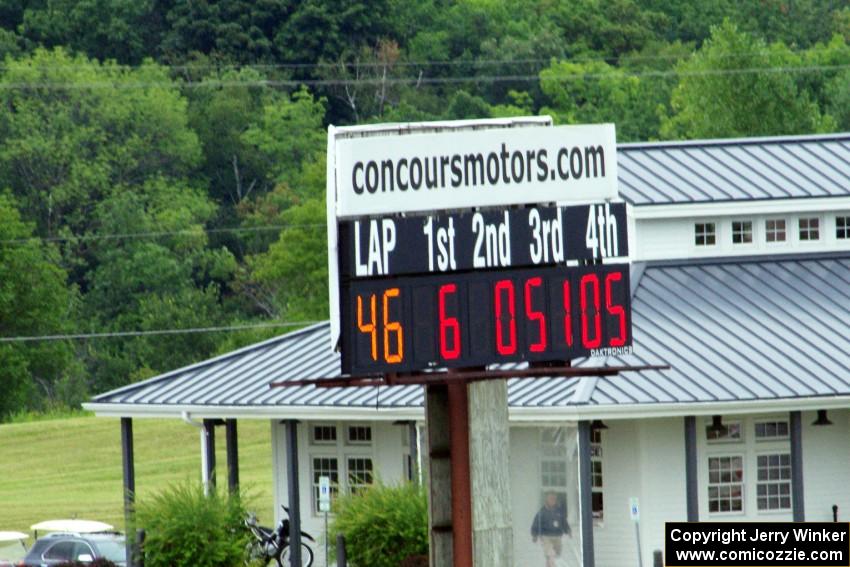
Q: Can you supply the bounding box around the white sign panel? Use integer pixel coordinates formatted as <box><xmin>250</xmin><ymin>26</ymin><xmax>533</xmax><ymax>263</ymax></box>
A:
<box><xmin>333</xmin><ymin>123</ymin><xmax>617</xmax><ymax>218</ymax></box>
<box><xmin>319</xmin><ymin>476</ymin><xmax>331</xmax><ymax>512</ymax></box>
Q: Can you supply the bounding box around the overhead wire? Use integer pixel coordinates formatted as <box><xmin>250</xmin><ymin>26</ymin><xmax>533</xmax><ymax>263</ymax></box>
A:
<box><xmin>0</xmin><ymin>321</ymin><xmax>324</xmax><ymax>342</ymax></box>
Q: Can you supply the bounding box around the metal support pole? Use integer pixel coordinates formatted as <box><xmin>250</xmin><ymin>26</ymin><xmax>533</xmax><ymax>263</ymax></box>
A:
<box><xmin>225</xmin><ymin>419</ymin><xmax>239</xmax><ymax>494</ymax></box>
<box><xmin>203</xmin><ymin>419</ymin><xmax>216</xmax><ymax>490</ymax></box>
<box><xmin>121</xmin><ymin>417</ymin><xmax>136</xmax><ymax>567</ymax></box>
<box><xmin>578</xmin><ymin>421</ymin><xmax>595</xmax><ymax>567</ymax></box>
<box><xmin>336</xmin><ymin>534</ymin><xmax>347</xmax><ymax>567</ymax></box>
<box><xmin>284</xmin><ymin>420</ymin><xmax>303</xmax><ymax>566</ymax></box>
<box><xmin>790</xmin><ymin>411</ymin><xmax>805</xmax><ymax>521</ymax></box>
<box><xmin>684</xmin><ymin>416</ymin><xmax>699</xmax><ymax>521</ymax></box>
<box><xmin>409</xmin><ymin>422</ymin><xmax>419</xmax><ymax>484</ymax></box>
<box><xmin>447</xmin><ymin>383</ymin><xmax>473</xmax><ymax>567</ymax></box>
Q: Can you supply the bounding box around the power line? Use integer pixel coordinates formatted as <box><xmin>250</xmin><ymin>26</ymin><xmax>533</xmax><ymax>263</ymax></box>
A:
<box><xmin>0</xmin><ymin>62</ymin><xmax>847</xmax><ymax>90</ymax></box>
<box><xmin>0</xmin><ymin>223</ymin><xmax>326</xmax><ymax>245</ymax></box>
<box><xmin>0</xmin><ymin>321</ymin><xmax>323</xmax><ymax>342</ymax></box>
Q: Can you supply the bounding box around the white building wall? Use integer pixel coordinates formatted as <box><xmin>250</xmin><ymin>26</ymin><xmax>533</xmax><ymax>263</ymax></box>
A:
<box><xmin>634</xmin><ymin>210</ymin><xmax>850</xmax><ymax>262</ymax></box>
<box><xmin>802</xmin><ymin>409</ymin><xmax>850</xmax><ymax>522</ymax></box>
<box><xmin>591</xmin><ymin>418</ymin><xmax>642</xmax><ymax>567</ymax></box>
<box><xmin>272</xmin><ymin>419</ymin><xmax>410</xmax><ymax>567</ymax></box>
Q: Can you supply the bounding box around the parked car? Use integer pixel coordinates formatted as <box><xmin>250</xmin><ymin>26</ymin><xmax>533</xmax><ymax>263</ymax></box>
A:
<box><xmin>17</xmin><ymin>533</ymin><xmax>125</xmax><ymax>567</ymax></box>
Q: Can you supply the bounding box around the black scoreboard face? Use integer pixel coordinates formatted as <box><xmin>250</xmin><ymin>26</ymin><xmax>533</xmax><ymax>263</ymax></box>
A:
<box><xmin>340</xmin><ymin>263</ymin><xmax>632</xmax><ymax>375</ymax></box>
<box><xmin>337</xmin><ymin>201</ymin><xmax>632</xmax><ymax>375</ymax></box>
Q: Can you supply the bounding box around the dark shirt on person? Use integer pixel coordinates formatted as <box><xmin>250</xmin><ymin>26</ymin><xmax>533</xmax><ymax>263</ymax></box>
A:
<box><xmin>530</xmin><ymin>505</ymin><xmax>570</xmax><ymax>538</ymax></box>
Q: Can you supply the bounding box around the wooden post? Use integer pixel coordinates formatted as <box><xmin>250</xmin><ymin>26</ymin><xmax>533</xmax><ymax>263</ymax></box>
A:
<box><xmin>447</xmin><ymin>383</ymin><xmax>473</xmax><ymax>567</ymax></box>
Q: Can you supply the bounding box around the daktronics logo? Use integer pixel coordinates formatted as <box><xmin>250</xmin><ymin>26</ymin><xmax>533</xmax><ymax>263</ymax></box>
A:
<box><xmin>332</xmin><ymin>123</ymin><xmax>618</xmax><ymax>218</ymax></box>
<box><xmin>350</xmin><ymin>142</ymin><xmax>607</xmax><ymax>196</ymax></box>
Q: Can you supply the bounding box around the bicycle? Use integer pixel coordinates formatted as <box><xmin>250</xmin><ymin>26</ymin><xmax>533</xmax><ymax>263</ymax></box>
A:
<box><xmin>245</xmin><ymin>506</ymin><xmax>315</xmax><ymax>567</ymax></box>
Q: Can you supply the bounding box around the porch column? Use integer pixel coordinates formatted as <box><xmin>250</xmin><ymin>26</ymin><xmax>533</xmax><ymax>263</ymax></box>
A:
<box><xmin>684</xmin><ymin>416</ymin><xmax>699</xmax><ymax>521</ymax></box>
<box><xmin>225</xmin><ymin>419</ymin><xmax>239</xmax><ymax>494</ymax></box>
<box><xmin>284</xmin><ymin>419</ymin><xmax>303</xmax><ymax>566</ymax></box>
<box><xmin>120</xmin><ymin>417</ymin><xmax>136</xmax><ymax>567</ymax></box>
<box><xmin>203</xmin><ymin>419</ymin><xmax>216</xmax><ymax>490</ymax></box>
<box><xmin>790</xmin><ymin>411</ymin><xmax>805</xmax><ymax>521</ymax></box>
<box><xmin>578</xmin><ymin>420</ymin><xmax>595</xmax><ymax>567</ymax></box>
<box><xmin>409</xmin><ymin>422</ymin><xmax>419</xmax><ymax>484</ymax></box>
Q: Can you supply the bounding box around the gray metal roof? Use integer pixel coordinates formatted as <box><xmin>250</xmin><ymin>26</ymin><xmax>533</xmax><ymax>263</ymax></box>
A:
<box><xmin>90</xmin><ymin>253</ymin><xmax>850</xmax><ymax>413</ymax></box>
<box><xmin>618</xmin><ymin>133</ymin><xmax>850</xmax><ymax>206</ymax></box>
<box><xmin>590</xmin><ymin>253</ymin><xmax>850</xmax><ymax>405</ymax></box>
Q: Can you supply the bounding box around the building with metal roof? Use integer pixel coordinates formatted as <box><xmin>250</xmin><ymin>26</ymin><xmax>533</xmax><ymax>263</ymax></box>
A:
<box><xmin>84</xmin><ymin>131</ymin><xmax>850</xmax><ymax>567</ymax></box>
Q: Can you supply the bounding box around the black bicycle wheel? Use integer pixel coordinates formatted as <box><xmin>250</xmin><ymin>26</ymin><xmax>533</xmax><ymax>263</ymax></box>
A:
<box><xmin>280</xmin><ymin>542</ymin><xmax>314</xmax><ymax>567</ymax></box>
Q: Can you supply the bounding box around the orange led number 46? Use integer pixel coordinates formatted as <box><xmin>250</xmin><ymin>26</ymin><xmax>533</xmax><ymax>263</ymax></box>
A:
<box><xmin>357</xmin><ymin>288</ymin><xmax>404</xmax><ymax>364</ymax></box>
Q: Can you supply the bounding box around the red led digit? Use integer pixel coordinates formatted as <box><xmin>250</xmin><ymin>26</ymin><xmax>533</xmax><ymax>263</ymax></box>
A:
<box><xmin>524</xmin><ymin>277</ymin><xmax>547</xmax><ymax>353</ymax></box>
<box><xmin>562</xmin><ymin>279</ymin><xmax>573</xmax><ymax>347</ymax></box>
<box><xmin>605</xmin><ymin>271</ymin><xmax>627</xmax><ymax>347</ymax></box>
<box><xmin>494</xmin><ymin>279</ymin><xmax>517</xmax><ymax>355</ymax></box>
<box><xmin>439</xmin><ymin>283</ymin><xmax>461</xmax><ymax>360</ymax></box>
<box><xmin>580</xmin><ymin>273</ymin><xmax>601</xmax><ymax>348</ymax></box>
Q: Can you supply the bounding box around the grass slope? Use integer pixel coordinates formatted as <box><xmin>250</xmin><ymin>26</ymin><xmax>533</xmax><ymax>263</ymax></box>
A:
<box><xmin>0</xmin><ymin>415</ymin><xmax>275</xmax><ymax>539</ymax></box>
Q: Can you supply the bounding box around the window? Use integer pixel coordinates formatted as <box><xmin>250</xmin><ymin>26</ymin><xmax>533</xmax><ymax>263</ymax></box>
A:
<box><xmin>347</xmin><ymin>425</ymin><xmax>372</xmax><ymax>445</ymax></box>
<box><xmin>757</xmin><ymin>454</ymin><xmax>791</xmax><ymax>511</ymax></box>
<box><xmin>799</xmin><ymin>217</ymin><xmax>820</xmax><ymax>241</ymax></box>
<box><xmin>837</xmin><ymin>216</ymin><xmax>850</xmax><ymax>240</ymax></box>
<box><xmin>731</xmin><ymin>221</ymin><xmax>753</xmax><ymax>244</ymax></box>
<box><xmin>766</xmin><ymin>219</ymin><xmax>786</xmax><ymax>243</ymax></box>
<box><xmin>695</xmin><ymin>223</ymin><xmax>716</xmax><ymax>246</ymax></box>
<box><xmin>43</xmin><ymin>541</ymin><xmax>76</xmax><ymax>561</ymax></box>
<box><xmin>590</xmin><ymin>428</ymin><xmax>603</xmax><ymax>519</ymax></box>
<box><xmin>706</xmin><ymin>421</ymin><xmax>742</xmax><ymax>443</ymax></box>
<box><xmin>708</xmin><ymin>456</ymin><xmax>744</xmax><ymax>513</ymax></box>
<box><xmin>754</xmin><ymin>421</ymin><xmax>789</xmax><ymax>441</ymax></box>
<box><xmin>347</xmin><ymin>457</ymin><xmax>374</xmax><ymax>493</ymax></box>
<box><xmin>311</xmin><ymin>457</ymin><xmax>339</xmax><ymax>513</ymax></box>
<box><xmin>311</xmin><ymin>425</ymin><xmax>337</xmax><ymax>445</ymax></box>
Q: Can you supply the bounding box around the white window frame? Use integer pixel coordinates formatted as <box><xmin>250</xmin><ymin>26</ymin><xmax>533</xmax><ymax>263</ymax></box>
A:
<box><xmin>731</xmin><ymin>220</ymin><xmax>754</xmax><ymax>246</ymax></box>
<box><xmin>753</xmin><ymin>419</ymin><xmax>789</xmax><ymax>442</ymax></box>
<box><xmin>310</xmin><ymin>423</ymin><xmax>338</xmax><ymax>446</ymax></box>
<box><xmin>765</xmin><ymin>218</ymin><xmax>787</xmax><ymax>245</ymax></box>
<box><xmin>346</xmin><ymin>455</ymin><xmax>375</xmax><ymax>494</ymax></box>
<box><xmin>705</xmin><ymin>419</ymin><xmax>743</xmax><ymax>444</ymax></box>
<box><xmin>707</xmin><ymin>453</ymin><xmax>746</xmax><ymax>516</ymax></box>
<box><xmin>798</xmin><ymin>216</ymin><xmax>821</xmax><ymax>242</ymax></box>
<box><xmin>310</xmin><ymin>455</ymin><xmax>340</xmax><ymax>515</ymax></box>
<box><xmin>346</xmin><ymin>425</ymin><xmax>373</xmax><ymax>446</ymax></box>
<box><xmin>694</xmin><ymin>221</ymin><xmax>717</xmax><ymax>247</ymax></box>
<box><xmin>836</xmin><ymin>215</ymin><xmax>850</xmax><ymax>240</ymax></box>
<box><xmin>755</xmin><ymin>452</ymin><xmax>791</xmax><ymax>513</ymax></box>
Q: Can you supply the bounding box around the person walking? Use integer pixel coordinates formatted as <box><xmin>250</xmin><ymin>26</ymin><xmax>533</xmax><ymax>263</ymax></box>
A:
<box><xmin>531</xmin><ymin>491</ymin><xmax>571</xmax><ymax>567</ymax></box>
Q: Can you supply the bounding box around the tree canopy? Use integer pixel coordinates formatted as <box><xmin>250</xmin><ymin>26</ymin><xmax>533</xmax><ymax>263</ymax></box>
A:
<box><xmin>1</xmin><ymin>0</ymin><xmax>850</xmax><ymax>418</ymax></box>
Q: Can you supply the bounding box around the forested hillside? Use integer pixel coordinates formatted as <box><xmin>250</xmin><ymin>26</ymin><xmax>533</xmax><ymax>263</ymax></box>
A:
<box><xmin>1</xmin><ymin>0</ymin><xmax>848</xmax><ymax>418</ymax></box>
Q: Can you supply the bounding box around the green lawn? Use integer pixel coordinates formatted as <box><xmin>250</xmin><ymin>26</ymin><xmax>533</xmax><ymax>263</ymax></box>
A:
<box><xmin>0</xmin><ymin>415</ymin><xmax>276</xmax><ymax>542</ymax></box>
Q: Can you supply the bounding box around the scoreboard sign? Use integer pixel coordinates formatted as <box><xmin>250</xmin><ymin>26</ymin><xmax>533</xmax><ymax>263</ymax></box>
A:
<box><xmin>326</xmin><ymin>118</ymin><xmax>631</xmax><ymax>375</ymax></box>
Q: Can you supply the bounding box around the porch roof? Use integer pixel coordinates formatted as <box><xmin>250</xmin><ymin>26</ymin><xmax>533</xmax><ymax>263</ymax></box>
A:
<box><xmin>86</xmin><ymin>253</ymin><xmax>850</xmax><ymax>420</ymax></box>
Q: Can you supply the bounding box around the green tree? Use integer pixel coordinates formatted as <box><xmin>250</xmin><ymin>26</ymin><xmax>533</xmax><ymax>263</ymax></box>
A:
<box><xmin>0</xmin><ymin>194</ymin><xmax>76</xmax><ymax>418</ymax></box>
<box><xmin>540</xmin><ymin>59</ymin><xmax>661</xmax><ymax>141</ymax></box>
<box><xmin>661</xmin><ymin>21</ymin><xmax>834</xmax><ymax>139</ymax></box>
